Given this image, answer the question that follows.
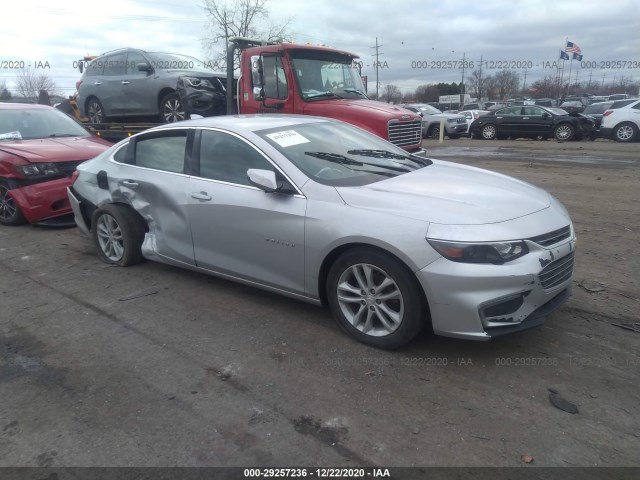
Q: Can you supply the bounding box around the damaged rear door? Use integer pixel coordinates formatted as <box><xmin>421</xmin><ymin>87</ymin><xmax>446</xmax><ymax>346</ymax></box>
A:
<box><xmin>112</xmin><ymin>128</ymin><xmax>195</xmax><ymax>265</ymax></box>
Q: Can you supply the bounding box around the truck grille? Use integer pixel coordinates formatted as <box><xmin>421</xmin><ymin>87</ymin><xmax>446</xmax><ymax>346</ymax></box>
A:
<box><xmin>539</xmin><ymin>251</ymin><xmax>575</xmax><ymax>290</ymax></box>
<box><xmin>388</xmin><ymin>120</ymin><xmax>422</xmax><ymax>147</ymax></box>
<box><xmin>529</xmin><ymin>226</ymin><xmax>571</xmax><ymax>247</ymax></box>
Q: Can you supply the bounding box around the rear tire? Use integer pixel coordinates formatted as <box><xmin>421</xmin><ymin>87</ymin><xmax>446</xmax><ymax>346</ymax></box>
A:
<box><xmin>613</xmin><ymin>122</ymin><xmax>638</xmax><ymax>142</ymax></box>
<box><xmin>326</xmin><ymin>248</ymin><xmax>426</xmax><ymax>349</ymax></box>
<box><xmin>91</xmin><ymin>204</ymin><xmax>145</xmax><ymax>266</ymax></box>
<box><xmin>86</xmin><ymin>97</ymin><xmax>107</xmax><ymax>123</ymax></box>
<box><xmin>0</xmin><ymin>179</ymin><xmax>26</xmax><ymax>226</ymax></box>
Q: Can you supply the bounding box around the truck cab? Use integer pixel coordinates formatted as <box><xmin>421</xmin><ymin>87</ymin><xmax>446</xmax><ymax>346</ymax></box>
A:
<box><xmin>230</xmin><ymin>40</ymin><xmax>423</xmax><ymax>152</ymax></box>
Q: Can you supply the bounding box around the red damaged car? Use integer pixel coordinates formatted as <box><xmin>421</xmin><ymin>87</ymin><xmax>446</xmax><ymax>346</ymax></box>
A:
<box><xmin>0</xmin><ymin>103</ymin><xmax>111</xmax><ymax>226</ymax></box>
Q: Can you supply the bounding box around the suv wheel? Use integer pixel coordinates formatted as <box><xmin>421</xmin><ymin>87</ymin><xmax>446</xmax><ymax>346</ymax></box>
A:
<box><xmin>87</xmin><ymin>98</ymin><xmax>106</xmax><ymax>123</ymax></box>
<box><xmin>428</xmin><ymin>125</ymin><xmax>440</xmax><ymax>139</ymax></box>
<box><xmin>160</xmin><ymin>93</ymin><xmax>188</xmax><ymax>123</ymax></box>
<box><xmin>613</xmin><ymin>122</ymin><xmax>638</xmax><ymax>142</ymax></box>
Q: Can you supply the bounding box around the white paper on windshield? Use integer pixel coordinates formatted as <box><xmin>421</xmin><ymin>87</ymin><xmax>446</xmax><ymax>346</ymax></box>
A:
<box><xmin>0</xmin><ymin>131</ymin><xmax>22</xmax><ymax>140</ymax></box>
<box><xmin>265</xmin><ymin>130</ymin><xmax>310</xmax><ymax>147</ymax></box>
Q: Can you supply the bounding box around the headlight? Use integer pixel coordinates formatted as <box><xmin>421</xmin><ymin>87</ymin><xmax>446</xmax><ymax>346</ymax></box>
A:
<box><xmin>446</xmin><ymin>118</ymin><xmax>457</xmax><ymax>123</ymax></box>
<box><xmin>427</xmin><ymin>239</ymin><xmax>529</xmax><ymax>264</ymax></box>
<box><xmin>182</xmin><ymin>76</ymin><xmax>213</xmax><ymax>88</ymax></box>
<box><xmin>15</xmin><ymin>163</ymin><xmax>61</xmax><ymax>177</ymax></box>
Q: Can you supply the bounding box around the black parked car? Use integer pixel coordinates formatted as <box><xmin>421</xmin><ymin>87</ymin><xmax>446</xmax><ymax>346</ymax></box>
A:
<box><xmin>469</xmin><ymin>105</ymin><xmax>595</xmax><ymax>141</ymax></box>
<box><xmin>559</xmin><ymin>100</ymin><xmax>586</xmax><ymax>115</ymax></box>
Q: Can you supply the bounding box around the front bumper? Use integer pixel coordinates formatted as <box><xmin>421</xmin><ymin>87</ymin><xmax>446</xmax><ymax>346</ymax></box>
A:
<box><xmin>177</xmin><ymin>79</ymin><xmax>226</xmax><ymax>117</ymax></box>
<box><xmin>8</xmin><ymin>177</ymin><xmax>74</xmax><ymax>224</ymax></box>
<box><xmin>445</xmin><ymin>123</ymin><xmax>468</xmax><ymax>135</ymax></box>
<box><xmin>416</xmin><ymin>236</ymin><xmax>576</xmax><ymax>340</ymax></box>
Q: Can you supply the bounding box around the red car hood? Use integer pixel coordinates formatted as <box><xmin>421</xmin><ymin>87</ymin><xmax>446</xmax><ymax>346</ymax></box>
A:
<box><xmin>303</xmin><ymin>98</ymin><xmax>420</xmax><ymax>123</ymax></box>
<box><xmin>0</xmin><ymin>136</ymin><xmax>112</xmax><ymax>163</ymax></box>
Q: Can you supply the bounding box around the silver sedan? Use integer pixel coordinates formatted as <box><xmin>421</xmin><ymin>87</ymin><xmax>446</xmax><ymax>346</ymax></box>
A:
<box><xmin>68</xmin><ymin>115</ymin><xmax>576</xmax><ymax>348</ymax></box>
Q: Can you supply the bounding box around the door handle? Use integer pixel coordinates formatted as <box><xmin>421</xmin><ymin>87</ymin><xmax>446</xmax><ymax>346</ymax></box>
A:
<box><xmin>121</xmin><ymin>81</ymin><xmax>129</xmax><ymax>85</ymax></box>
<box><xmin>523</xmin><ymin>117</ymin><xmax>529</xmax><ymax>119</ymax></box>
<box><xmin>191</xmin><ymin>191</ymin><xmax>212</xmax><ymax>201</ymax></box>
<box><xmin>496</xmin><ymin>116</ymin><xmax>503</xmax><ymax>119</ymax></box>
<box><xmin>94</xmin><ymin>82</ymin><xmax>102</xmax><ymax>86</ymax></box>
<box><xmin>120</xmin><ymin>180</ymin><xmax>139</xmax><ymax>189</ymax></box>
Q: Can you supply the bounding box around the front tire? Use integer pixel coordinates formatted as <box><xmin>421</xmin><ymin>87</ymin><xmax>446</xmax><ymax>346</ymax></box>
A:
<box><xmin>481</xmin><ymin>123</ymin><xmax>497</xmax><ymax>140</ymax></box>
<box><xmin>91</xmin><ymin>204</ymin><xmax>145</xmax><ymax>266</ymax></box>
<box><xmin>159</xmin><ymin>92</ymin><xmax>188</xmax><ymax>123</ymax></box>
<box><xmin>613</xmin><ymin>122</ymin><xmax>638</xmax><ymax>142</ymax></box>
<box><xmin>428</xmin><ymin>125</ymin><xmax>440</xmax><ymax>139</ymax></box>
<box><xmin>326</xmin><ymin>248</ymin><xmax>426</xmax><ymax>349</ymax></box>
<box><xmin>0</xmin><ymin>180</ymin><xmax>26</xmax><ymax>226</ymax></box>
<box><xmin>554</xmin><ymin>123</ymin><xmax>575</xmax><ymax>141</ymax></box>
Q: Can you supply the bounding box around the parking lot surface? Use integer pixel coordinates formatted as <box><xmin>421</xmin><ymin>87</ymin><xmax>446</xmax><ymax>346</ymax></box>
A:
<box><xmin>1</xmin><ymin>138</ymin><xmax>639</xmax><ymax>467</ymax></box>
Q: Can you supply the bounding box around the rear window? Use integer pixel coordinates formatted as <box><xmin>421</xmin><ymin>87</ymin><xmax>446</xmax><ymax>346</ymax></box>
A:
<box><xmin>583</xmin><ymin>103</ymin><xmax>612</xmax><ymax>115</ymax></box>
<box><xmin>611</xmin><ymin>99</ymin><xmax>637</xmax><ymax>109</ymax></box>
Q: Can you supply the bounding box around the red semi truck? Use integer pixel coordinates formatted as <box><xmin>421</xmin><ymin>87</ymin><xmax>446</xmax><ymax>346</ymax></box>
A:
<box><xmin>216</xmin><ymin>37</ymin><xmax>423</xmax><ymax>152</ymax></box>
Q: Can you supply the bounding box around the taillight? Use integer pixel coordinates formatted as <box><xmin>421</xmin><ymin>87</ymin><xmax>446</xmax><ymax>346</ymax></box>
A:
<box><xmin>76</xmin><ymin>80</ymin><xmax>83</xmax><ymax>90</ymax></box>
<box><xmin>603</xmin><ymin>110</ymin><xmax>613</xmax><ymax>117</ymax></box>
<box><xmin>71</xmin><ymin>170</ymin><xmax>80</xmax><ymax>183</ymax></box>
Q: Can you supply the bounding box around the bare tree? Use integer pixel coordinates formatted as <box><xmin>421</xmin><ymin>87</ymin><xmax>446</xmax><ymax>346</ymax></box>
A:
<box><xmin>202</xmin><ymin>0</ymin><xmax>293</xmax><ymax>70</ymax></box>
<box><xmin>493</xmin><ymin>70</ymin><xmax>520</xmax><ymax>99</ymax></box>
<box><xmin>530</xmin><ymin>75</ymin><xmax>560</xmax><ymax>98</ymax></box>
<box><xmin>0</xmin><ymin>80</ymin><xmax>11</xmax><ymax>100</ymax></box>
<box><xmin>381</xmin><ymin>84</ymin><xmax>402</xmax><ymax>103</ymax></box>
<box><xmin>15</xmin><ymin>69</ymin><xmax>58</xmax><ymax>99</ymax></box>
<box><xmin>467</xmin><ymin>69</ymin><xmax>489</xmax><ymax>99</ymax></box>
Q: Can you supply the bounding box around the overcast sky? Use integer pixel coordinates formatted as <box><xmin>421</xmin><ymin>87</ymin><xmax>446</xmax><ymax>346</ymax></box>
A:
<box><xmin>2</xmin><ymin>0</ymin><xmax>640</xmax><ymax>97</ymax></box>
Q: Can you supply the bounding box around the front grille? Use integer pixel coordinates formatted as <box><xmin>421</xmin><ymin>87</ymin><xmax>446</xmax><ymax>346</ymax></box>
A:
<box><xmin>57</xmin><ymin>160</ymin><xmax>87</xmax><ymax>177</ymax></box>
<box><xmin>388</xmin><ymin>120</ymin><xmax>422</xmax><ymax>147</ymax></box>
<box><xmin>529</xmin><ymin>225</ymin><xmax>571</xmax><ymax>247</ymax></box>
<box><xmin>539</xmin><ymin>251</ymin><xmax>575</xmax><ymax>290</ymax></box>
<box><xmin>456</xmin><ymin>117</ymin><xmax>465</xmax><ymax>124</ymax></box>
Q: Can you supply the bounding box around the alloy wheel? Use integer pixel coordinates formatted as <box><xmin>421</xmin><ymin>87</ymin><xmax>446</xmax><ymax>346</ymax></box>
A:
<box><xmin>336</xmin><ymin>263</ymin><xmax>404</xmax><ymax>336</ymax></box>
<box><xmin>481</xmin><ymin>124</ymin><xmax>496</xmax><ymax>139</ymax></box>
<box><xmin>555</xmin><ymin>124</ymin><xmax>573</xmax><ymax>141</ymax></box>
<box><xmin>96</xmin><ymin>213</ymin><xmax>125</xmax><ymax>262</ymax></box>
<box><xmin>615</xmin><ymin>124</ymin><xmax>634</xmax><ymax>141</ymax></box>
<box><xmin>0</xmin><ymin>185</ymin><xmax>18</xmax><ymax>221</ymax></box>
<box><xmin>163</xmin><ymin>98</ymin><xmax>186</xmax><ymax>123</ymax></box>
<box><xmin>88</xmin><ymin>101</ymin><xmax>104</xmax><ymax>123</ymax></box>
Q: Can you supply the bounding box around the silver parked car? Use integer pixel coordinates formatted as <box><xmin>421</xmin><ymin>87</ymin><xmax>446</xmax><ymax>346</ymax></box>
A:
<box><xmin>68</xmin><ymin>115</ymin><xmax>576</xmax><ymax>348</ymax></box>
<box><xmin>399</xmin><ymin>103</ymin><xmax>467</xmax><ymax>139</ymax></box>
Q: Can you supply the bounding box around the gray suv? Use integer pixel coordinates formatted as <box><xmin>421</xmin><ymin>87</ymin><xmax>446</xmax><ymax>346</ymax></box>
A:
<box><xmin>399</xmin><ymin>103</ymin><xmax>467</xmax><ymax>139</ymax></box>
<box><xmin>77</xmin><ymin>48</ymin><xmax>230</xmax><ymax>123</ymax></box>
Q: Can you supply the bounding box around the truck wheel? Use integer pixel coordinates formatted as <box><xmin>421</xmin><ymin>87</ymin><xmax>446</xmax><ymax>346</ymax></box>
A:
<box><xmin>613</xmin><ymin>122</ymin><xmax>638</xmax><ymax>142</ymax></box>
<box><xmin>87</xmin><ymin>97</ymin><xmax>107</xmax><ymax>123</ymax></box>
<box><xmin>0</xmin><ymin>179</ymin><xmax>26</xmax><ymax>226</ymax></box>
<box><xmin>159</xmin><ymin>93</ymin><xmax>188</xmax><ymax>123</ymax></box>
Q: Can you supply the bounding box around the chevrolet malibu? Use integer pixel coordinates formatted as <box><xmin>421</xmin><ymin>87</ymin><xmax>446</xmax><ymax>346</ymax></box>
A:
<box><xmin>0</xmin><ymin>103</ymin><xmax>112</xmax><ymax>226</ymax></box>
<box><xmin>68</xmin><ymin>115</ymin><xmax>576</xmax><ymax>348</ymax></box>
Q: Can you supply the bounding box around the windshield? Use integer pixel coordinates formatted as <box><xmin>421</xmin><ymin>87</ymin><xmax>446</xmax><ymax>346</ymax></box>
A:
<box><xmin>257</xmin><ymin>121</ymin><xmax>430</xmax><ymax>187</ymax></box>
<box><xmin>414</xmin><ymin>104</ymin><xmax>442</xmax><ymax>115</ymax></box>
<box><xmin>0</xmin><ymin>108</ymin><xmax>89</xmax><ymax>141</ymax></box>
<box><xmin>291</xmin><ymin>54</ymin><xmax>367</xmax><ymax>101</ymax></box>
<box><xmin>146</xmin><ymin>52</ymin><xmax>211</xmax><ymax>70</ymax></box>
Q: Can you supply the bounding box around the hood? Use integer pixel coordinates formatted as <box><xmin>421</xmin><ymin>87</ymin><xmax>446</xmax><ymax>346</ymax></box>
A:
<box><xmin>432</xmin><ymin>112</ymin><xmax>464</xmax><ymax>119</ymax></box>
<box><xmin>0</xmin><ymin>136</ymin><xmax>112</xmax><ymax>163</ymax></box>
<box><xmin>303</xmin><ymin>99</ymin><xmax>421</xmax><ymax>123</ymax></box>
<box><xmin>335</xmin><ymin>160</ymin><xmax>550</xmax><ymax>225</ymax></box>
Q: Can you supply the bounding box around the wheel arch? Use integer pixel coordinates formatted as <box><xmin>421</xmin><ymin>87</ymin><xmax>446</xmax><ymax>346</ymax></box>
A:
<box><xmin>89</xmin><ymin>200</ymin><xmax>148</xmax><ymax>233</ymax></box>
<box><xmin>317</xmin><ymin>242</ymin><xmax>431</xmax><ymax>327</ymax></box>
<box><xmin>157</xmin><ymin>87</ymin><xmax>177</xmax><ymax>109</ymax></box>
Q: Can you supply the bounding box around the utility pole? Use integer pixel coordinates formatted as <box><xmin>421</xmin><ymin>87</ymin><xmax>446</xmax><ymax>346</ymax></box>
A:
<box><xmin>587</xmin><ymin>69</ymin><xmax>593</xmax><ymax>89</ymax></box>
<box><xmin>460</xmin><ymin>52</ymin><xmax>466</xmax><ymax>106</ymax></box>
<box><xmin>478</xmin><ymin>55</ymin><xmax>483</xmax><ymax>100</ymax></box>
<box><xmin>522</xmin><ymin>69</ymin><xmax>528</xmax><ymax>96</ymax></box>
<box><xmin>370</xmin><ymin>37</ymin><xmax>383</xmax><ymax>99</ymax></box>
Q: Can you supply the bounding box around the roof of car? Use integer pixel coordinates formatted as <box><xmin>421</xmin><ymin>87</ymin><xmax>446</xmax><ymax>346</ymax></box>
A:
<box><xmin>0</xmin><ymin>102</ymin><xmax>54</xmax><ymax>110</ymax></box>
<box><xmin>146</xmin><ymin>114</ymin><xmax>331</xmax><ymax>134</ymax></box>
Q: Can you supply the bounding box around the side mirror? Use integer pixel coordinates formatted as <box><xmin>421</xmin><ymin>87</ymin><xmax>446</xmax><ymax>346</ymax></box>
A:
<box><xmin>137</xmin><ymin>63</ymin><xmax>152</xmax><ymax>74</ymax></box>
<box><xmin>541</xmin><ymin>112</ymin><xmax>549</xmax><ymax>119</ymax></box>
<box><xmin>251</xmin><ymin>55</ymin><xmax>265</xmax><ymax>100</ymax></box>
<box><xmin>247</xmin><ymin>169</ymin><xmax>281</xmax><ymax>193</ymax></box>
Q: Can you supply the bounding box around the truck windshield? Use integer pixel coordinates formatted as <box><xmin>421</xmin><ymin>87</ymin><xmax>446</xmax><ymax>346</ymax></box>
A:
<box><xmin>291</xmin><ymin>54</ymin><xmax>367</xmax><ymax>101</ymax></box>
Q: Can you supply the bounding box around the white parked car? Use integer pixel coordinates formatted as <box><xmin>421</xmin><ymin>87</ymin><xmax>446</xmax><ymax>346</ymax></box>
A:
<box><xmin>460</xmin><ymin>110</ymin><xmax>490</xmax><ymax>136</ymax></box>
<box><xmin>601</xmin><ymin>99</ymin><xmax>640</xmax><ymax>142</ymax></box>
